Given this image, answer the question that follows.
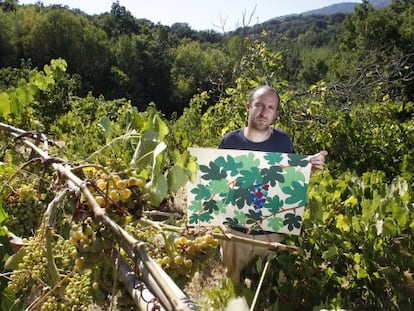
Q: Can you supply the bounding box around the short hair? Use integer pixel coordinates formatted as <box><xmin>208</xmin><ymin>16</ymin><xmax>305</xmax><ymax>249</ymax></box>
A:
<box><xmin>248</xmin><ymin>85</ymin><xmax>281</xmax><ymax>108</ymax></box>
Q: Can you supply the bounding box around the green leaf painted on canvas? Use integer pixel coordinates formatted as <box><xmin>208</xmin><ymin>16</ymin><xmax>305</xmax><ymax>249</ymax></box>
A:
<box><xmin>214</xmin><ymin>155</ymin><xmax>243</xmax><ymax>176</ymax></box>
<box><xmin>246</xmin><ymin>209</ymin><xmax>263</xmax><ymax>224</ymax></box>
<box><xmin>282</xmin><ymin>181</ymin><xmax>308</xmax><ymax>207</ymax></box>
<box><xmin>237</xmin><ymin>167</ymin><xmax>262</xmax><ymax>188</ymax></box>
<box><xmin>189</xmin><ymin>213</ymin><xmax>200</xmax><ymax>224</ymax></box>
<box><xmin>200</xmin><ymin>161</ymin><xmax>227</xmax><ymax>180</ymax></box>
<box><xmin>283</xmin><ymin>167</ymin><xmax>305</xmax><ymax>187</ymax></box>
<box><xmin>209</xmin><ymin>178</ymin><xmax>230</xmax><ymax>195</ymax></box>
<box><xmin>234</xmin><ymin>210</ymin><xmax>247</xmax><ymax>224</ymax></box>
<box><xmin>203</xmin><ymin>200</ymin><xmax>219</xmax><ymax>213</ymax></box>
<box><xmin>283</xmin><ymin>181</ymin><xmax>308</xmax><ymax>206</ymax></box>
<box><xmin>283</xmin><ymin>213</ymin><xmax>302</xmax><ymax>231</ymax></box>
<box><xmin>214</xmin><ymin>200</ymin><xmax>227</xmax><ymax>215</ymax></box>
<box><xmin>232</xmin><ymin>187</ymin><xmax>252</xmax><ymax>209</ymax></box>
<box><xmin>264</xmin><ymin>196</ymin><xmax>284</xmax><ymax>213</ymax></box>
<box><xmin>287</xmin><ymin>154</ymin><xmax>309</xmax><ymax>167</ymax></box>
<box><xmin>188</xmin><ymin>200</ymin><xmax>203</xmax><ymax>213</ymax></box>
<box><xmin>264</xmin><ymin>152</ymin><xmax>283</xmax><ymax>165</ymax></box>
<box><xmin>200</xmin><ymin>211</ymin><xmax>214</xmax><ymax>222</ymax></box>
<box><xmin>191</xmin><ymin>184</ymin><xmax>211</xmax><ymax>200</ymax></box>
<box><xmin>261</xmin><ymin>165</ymin><xmax>285</xmax><ymax>186</ymax></box>
<box><xmin>267</xmin><ymin>217</ymin><xmax>284</xmax><ymax>232</ymax></box>
<box><xmin>234</xmin><ymin>152</ymin><xmax>260</xmax><ymax>170</ymax></box>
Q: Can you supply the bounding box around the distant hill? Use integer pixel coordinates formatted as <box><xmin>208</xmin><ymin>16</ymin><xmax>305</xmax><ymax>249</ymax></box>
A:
<box><xmin>265</xmin><ymin>0</ymin><xmax>391</xmax><ymax>23</ymax></box>
<box><xmin>231</xmin><ymin>0</ymin><xmax>393</xmax><ymax>38</ymax></box>
<box><xmin>301</xmin><ymin>0</ymin><xmax>391</xmax><ymax>16</ymax></box>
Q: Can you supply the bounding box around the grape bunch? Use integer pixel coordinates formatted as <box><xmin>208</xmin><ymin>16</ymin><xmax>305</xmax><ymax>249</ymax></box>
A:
<box><xmin>40</xmin><ymin>270</ymin><xmax>93</xmax><ymax>311</ymax></box>
<box><xmin>85</xmin><ymin>174</ymin><xmax>149</xmax><ymax>222</ymax></box>
<box><xmin>69</xmin><ymin>217</ymin><xmax>136</xmax><ymax>308</ymax></box>
<box><xmin>129</xmin><ymin>224</ymin><xmax>219</xmax><ymax>286</ymax></box>
<box><xmin>7</xmin><ymin>226</ymin><xmax>48</xmax><ymax>294</ymax></box>
<box><xmin>4</xmin><ymin>182</ymin><xmax>46</xmax><ymax>237</ymax></box>
<box><xmin>7</xmin><ymin>224</ymin><xmax>95</xmax><ymax>310</ymax></box>
<box><xmin>250</xmin><ymin>183</ymin><xmax>270</xmax><ymax>212</ymax></box>
<box><xmin>70</xmin><ymin>217</ymin><xmax>112</xmax><ymax>260</ymax></box>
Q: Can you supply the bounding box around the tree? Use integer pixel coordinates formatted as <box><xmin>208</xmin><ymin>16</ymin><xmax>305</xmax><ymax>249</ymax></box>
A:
<box><xmin>112</xmin><ymin>31</ymin><xmax>173</xmax><ymax>114</ymax></box>
<box><xmin>326</xmin><ymin>0</ymin><xmax>414</xmax><ymax>103</ymax></box>
<box><xmin>0</xmin><ymin>10</ymin><xmax>17</xmax><ymax>67</ymax></box>
<box><xmin>170</xmin><ymin>40</ymin><xmax>231</xmax><ymax>112</ymax></box>
<box><xmin>27</xmin><ymin>7</ymin><xmax>112</xmax><ymax>97</ymax></box>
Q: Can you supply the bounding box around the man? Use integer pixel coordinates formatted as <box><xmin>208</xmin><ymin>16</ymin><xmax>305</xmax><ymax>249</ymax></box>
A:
<box><xmin>219</xmin><ymin>85</ymin><xmax>327</xmax><ymax>283</ymax></box>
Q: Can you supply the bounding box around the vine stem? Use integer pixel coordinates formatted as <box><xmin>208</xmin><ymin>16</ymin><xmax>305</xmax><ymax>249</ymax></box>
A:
<box><xmin>44</xmin><ymin>188</ymin><xmax>70</xmax><ymax>287</ymax></box>
<box><xmin>212</xmin><ymin>230</ymin><xmax>298</xmax><ymax>252</ymax></box>
<box><xmin>1</xmin><ymin>123</ymin><xmax>197</xmax><ymax>310</ymax></box>
<box><xmin>26</xmin><ymin>266</ymin><xmax>80</xmax><ymax>311</ymax></box>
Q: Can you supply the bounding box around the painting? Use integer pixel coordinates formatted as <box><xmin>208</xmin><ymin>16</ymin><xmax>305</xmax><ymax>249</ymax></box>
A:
<box><xmin>186</xmin><ymin>147</ymin><xmax>312</xmax><ymax>235</ymax></box>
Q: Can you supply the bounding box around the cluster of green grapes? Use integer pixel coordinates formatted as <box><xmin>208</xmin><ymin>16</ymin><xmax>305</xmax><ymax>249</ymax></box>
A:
<box><xmin>40</xmin><ymin>270</ymin><xmax>93</xmax><ymax>311</ymax></box>
<box><xmin>7</xmin><ymin>223</ymin><xmax>100</xmax><ymax>310</ymax></box>
<box><xmin>70</xmin><ymin>217</ymin><xmax>110</xmax><ymax>256</ymax></box>
<box><xmin>87</xmin><ymin>174</ymin><xmax>150</xmax><ymax>222</ymax></box>
<box><xmin>69</xmin><ymin>217</ymin><xmax>136</xmax><ymax>308</ymax></box>
<box><xmin>4</xmin><ymin>182</ymin><xmax>46</xmax><ymax>237</ymax></box>
<box><xmin>7</xmin><ymin>226</ymin><xmax>48</xmax><ymax>294</ymax></box>
<box><xmin>129</xmin><ymin>224</ymin><xmax>219</xmax><ymax>286</ymax></box>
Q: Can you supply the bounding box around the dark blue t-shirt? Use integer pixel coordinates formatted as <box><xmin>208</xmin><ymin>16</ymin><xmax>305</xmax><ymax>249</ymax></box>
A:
<box><xmin>219</xmin><ymin>128</ymin><xmax>294</xmax><ymax>153</ymax></box>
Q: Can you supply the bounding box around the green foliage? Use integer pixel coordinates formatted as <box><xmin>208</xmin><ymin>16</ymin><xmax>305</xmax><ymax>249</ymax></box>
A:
<box><xmin>0</xmin><ymin>10</ymin><xmax>17</xmax><ymax>67</ymax></box>
<box><xmin>281</xmin><ymin>95</ymin><xmax>414</xmax><ymax>178</ymax></box>
<box><xmin>330</xmin><ymin>0</ymin><xmax>414</xmax><ymax>102</ymax></box>
<box><xmin>0</xmin><ymin>58</ymin><xmax>72</xmax><ymax>130</ymax></box>
<box><xmin>170</xmin><ymin>40</ymin><xmax>231</xmax><ymax>111</ymax></box>
<box><xmin>243</xmin><ymin>170</ymin><xmax>414</xmax><ymax>309</ymax></box>
<box><xmin>0</xmin><ymin>1</ymin><xmax>413</xmax><ymax>308</ymax></box>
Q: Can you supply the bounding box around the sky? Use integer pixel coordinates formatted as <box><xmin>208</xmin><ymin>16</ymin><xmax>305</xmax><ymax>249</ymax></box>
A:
<box><xmin>18</xmin><ymin>0</ymin><xmax>362</xmax><ymax>31</ymax></box>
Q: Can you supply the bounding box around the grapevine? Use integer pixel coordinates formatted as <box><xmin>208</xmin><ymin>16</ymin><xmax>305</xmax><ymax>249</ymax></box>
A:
<box><xmin>0</xmin><ymin>121</ymin><xmax>204</xmax><ymax>310</ymax></box>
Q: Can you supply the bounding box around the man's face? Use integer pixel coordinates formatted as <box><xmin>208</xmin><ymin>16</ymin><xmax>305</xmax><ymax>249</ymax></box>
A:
<box><xmin>246</xmin><ymin>88</ymin><xmax>279</xmax><ymax>131</ymax></box>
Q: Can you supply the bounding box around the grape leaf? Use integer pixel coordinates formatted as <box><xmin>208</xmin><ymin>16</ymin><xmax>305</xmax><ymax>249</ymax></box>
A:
<box><xmin>267</xmin><ymin>217</ymin><xmax>284</xmax><ymax>232</ymax></box>
<box><xmin>0</xmin><ymin>93</ymin><xmax>11</xmax><ymax>117</ymax></box>
<box><xmin>214</xmin><ymin>155</ymin><xmax>243</xmax><ymax>176</ymax></box>
<box><xmin>264</xmin><ymin>196</ymin><xmax>284</xmax><ymax>213</ymax></box>
<box><xmin>261</xmin><ymin>165</ymin><xmax>285</xmax><ymax>186</ymax></box>
<box><xmin>203</xmin><ymin>200</ymin><xmax>219</xmax><ymax>213</ymax></box>
<box><xmin>199</xmin><ymin>161</ymin><xmax>227</xmax><ymax>180</ymax></box>
<box><xmin>191</xmin><ymin>184</ymin><xmax>211</xmax><ymax>200</ymax></box>
<box><xmin>283</xmin><ymin>213</ymin><xmax>302</xmax><ymax>231</ymax></box>
<box><xmin>282</xmin><ymin>181</ymin><xmax>308</xmax><ymax>206</ymax></box>
<box><xmin>236</xmin><ymin>167</ymin><xmax>262</xmax><ymax>189</ymax></box>
<box><xmin>287</xmin><ymin>154</ymin><xmax>309</xmax><ymax>167</ymax></box>
<box><xmin>167</xmin><ymin>165</ymin><xmax>188</xmax><ymax>194</ymax></box>
<box><xmin>264</xmin><ymin>152</ymin><xmax>284</xmax><ymax>165</ymax></box>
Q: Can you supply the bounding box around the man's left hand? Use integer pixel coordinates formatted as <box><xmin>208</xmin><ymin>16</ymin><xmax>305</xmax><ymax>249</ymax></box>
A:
<box><xmin>310</xmin><ymin>150</ymin><xmax>328</xmax><ymax>170</ymax></box>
